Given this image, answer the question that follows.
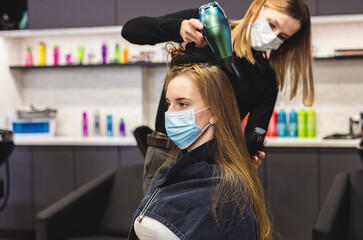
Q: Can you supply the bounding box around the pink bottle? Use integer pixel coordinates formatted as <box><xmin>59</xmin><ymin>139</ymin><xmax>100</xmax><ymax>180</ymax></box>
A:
<box><xmin>53</xmin><ymin>45</ymin><xmax>59</xmax><ymax>66</ymax></box>
<box><xmin>25</xmin><ymin>46</ymin><xmax>33</xmax><ymax>66</ymax></box>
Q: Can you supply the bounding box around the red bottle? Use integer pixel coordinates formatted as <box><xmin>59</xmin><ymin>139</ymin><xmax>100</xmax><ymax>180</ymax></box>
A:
<box><xmin>266</xmin><ymin>110</ymin><xmax>278</xmax><ymax>137</ymax></box>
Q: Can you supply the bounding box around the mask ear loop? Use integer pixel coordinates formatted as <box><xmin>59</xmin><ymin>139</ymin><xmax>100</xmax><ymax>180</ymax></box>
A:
<box><xmin>194</xmin><ymin>106</ymin><xmax>211</xmax><ymax>115</ymax></box>
<box><xmin>202</xmin><ymin>122</ymin><xmax>211</xmax><ymax>131</ymax></box>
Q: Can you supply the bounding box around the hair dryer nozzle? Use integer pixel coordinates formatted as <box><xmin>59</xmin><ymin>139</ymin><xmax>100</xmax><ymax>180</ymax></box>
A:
<box><xmin>218</xmin><ymin>56</ymin><xmax>241</xmax><ymax>79</ymax></box>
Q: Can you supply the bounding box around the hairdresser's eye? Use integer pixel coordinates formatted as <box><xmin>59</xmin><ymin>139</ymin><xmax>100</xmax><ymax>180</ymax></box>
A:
<box><xmin>268</xmin><ymin>20</ymin><xmax>276</xmax><ymax>30</ymax></box>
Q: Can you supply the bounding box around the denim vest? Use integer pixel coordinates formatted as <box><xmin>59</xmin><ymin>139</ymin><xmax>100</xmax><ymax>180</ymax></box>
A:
<box><xmin>128</xmin><ymin>140</ymin><xmax>257</xmax><ymax>240</ymax></box>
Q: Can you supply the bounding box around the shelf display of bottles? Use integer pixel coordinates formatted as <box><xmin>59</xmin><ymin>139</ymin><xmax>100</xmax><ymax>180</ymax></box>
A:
<box><xmin>267</xmin><ymin>108</ymin><xmax>316</xmax><ymax>138</ymax></box>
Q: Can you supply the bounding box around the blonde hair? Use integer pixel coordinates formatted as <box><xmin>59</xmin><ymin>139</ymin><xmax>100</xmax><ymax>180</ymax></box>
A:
<box><xmin>163</xmin><ymin>63</ymin><xmax>273</xmax><ymax>240</ymax></box>
<box><xmin>230</xmin><ymin>0</ymin><xmax>314</xmax><ymax>106</ymax></box>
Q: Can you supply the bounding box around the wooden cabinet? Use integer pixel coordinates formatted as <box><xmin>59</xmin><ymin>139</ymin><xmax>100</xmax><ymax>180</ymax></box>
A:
<box><xmin>116</xmin><ymin>0</ymin><xmax>210</xmax><ymax>25</ymax></box>
<box><xmin>26</xmin><ymin>0</ymin><xmax>363</xmax><ymax>29</ymax></box>
<box><xmin>28</xmin><ymin>0</ymin><xmax>116</xmax><ymax>29</ymax></box>
<box><xmin>32</xmin><ymin>146</ymin><xmax>75</xmax><ymax>214</ymax></box>
<box><xmin>0</xmin><ymin>146</ymin><xmax>33</xmax><ymax>230</ymax></box>
<box><xmin>1</xmin><ymin>143</ymin><xmax>362</xmax><ymax>240</ymax></box>
<box><xmin>318</xmin><ymin>0</ymin><xmax>363</xmax><ymax>15</ymax></box>
<box><xmin>265</xmin><ymin>147</ymin><xmax>319</xmax><ymax>240</ymax></box>
<box><xmin>75</xmin><ymin>146</ymin><xmax>118</xmax><ymax>188</ymax></box>
<box><xmin>319</xmin><ymin>148</ymin><xmax>362</xmax><ymax>207</ymax></box>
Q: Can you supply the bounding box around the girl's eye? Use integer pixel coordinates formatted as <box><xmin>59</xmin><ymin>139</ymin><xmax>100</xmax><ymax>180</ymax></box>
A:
<box><xmin>165</xmin><ymin>101</ymin><xmax>170</xmax><ymax>109</ymax></box>
<box><xmin>179</xmin><ymin>102</ymin><xmax>188</xmax><ymax>107</ymax></box>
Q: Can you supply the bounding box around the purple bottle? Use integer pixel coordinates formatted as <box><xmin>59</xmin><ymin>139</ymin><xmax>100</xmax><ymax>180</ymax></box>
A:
<box><xmin>119</xmin><ymin>118</ymin><xmax>125</xmax><ymax>137</ymax></box>
<box><xmin>83</xmin><ymin>112</ymin><xmax>88</xmax><ymax>137</ymax></box>
<box><xmin>102</xmin><ymin>43</ymin><xmax>107</xmax><ymax>64</ymax></box>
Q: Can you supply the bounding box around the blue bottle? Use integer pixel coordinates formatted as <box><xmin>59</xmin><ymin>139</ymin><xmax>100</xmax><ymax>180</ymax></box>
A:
<box><xmin>277</xmin><ymin>109</ymin><xmax>287</xmax><ymax>137</ymax></box>
<box><xmin>107</xmin><ymin>115</ymin><xmax>113</xmax><ymax>137</ymax></box>
<box><xmin>289</xmin><ymin>109</ymin><xmax>298</xmax><ymax>137</ymax></box>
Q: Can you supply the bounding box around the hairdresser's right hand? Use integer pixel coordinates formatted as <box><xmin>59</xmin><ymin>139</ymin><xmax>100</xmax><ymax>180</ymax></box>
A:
<box><xmin>180</xmin><ymin>19</ymin><xmax>207</xmax><ymax>48</ymax></box>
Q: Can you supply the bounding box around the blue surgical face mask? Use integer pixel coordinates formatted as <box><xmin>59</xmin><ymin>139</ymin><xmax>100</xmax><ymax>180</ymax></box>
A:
<box><xmin>250</xmin><ymin>6</ymin><xmax>283</xmax><ymax>51</ymax></box>
<box><xmin>165</xmin><ymin>106</ymin><xmax>211</xmax><ymax>150</ymax></box>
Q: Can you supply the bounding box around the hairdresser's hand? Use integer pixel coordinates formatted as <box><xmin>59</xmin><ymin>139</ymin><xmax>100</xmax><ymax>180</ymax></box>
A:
<box><xmin>180</xmin><ymin>19</ymin><xmax>207</xmax><ymax>48</ymax></box>
<box><xmin>252</xmin><ymin>151</ymin><xmax>265</xmax><ymax>169</ymax></box>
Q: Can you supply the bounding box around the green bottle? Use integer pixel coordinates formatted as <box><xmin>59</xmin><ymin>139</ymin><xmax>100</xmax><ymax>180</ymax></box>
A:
<box><xmin>297</xmin><ymin>109</ymin><xmax>306</xmax><ymax>138</ymax></box>
<box><xmin>114</xmin><ymin>44</ymin><xmax>121</xmax><ymax>64</ymax></box>
<box><xmin>307</xmin><ymin>109</ymin><xmax>316</xmax><ymax>138</ymax></box>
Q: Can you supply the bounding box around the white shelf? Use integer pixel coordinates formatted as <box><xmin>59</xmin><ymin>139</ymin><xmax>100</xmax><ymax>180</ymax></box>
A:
<box><xmin>311</xmin><ymin>13</ymin><xmax>363</xmax><ymax>24</ymax></box>
<box><xmin>14</xmin><ymin>135</ymin><xmax>137</xmax><ymax>146</ymax></box>
<box><xmin>265</xmin><ymin>137</ymin><xmax>361</xmax><ymax>148</ymax></box>
<box><xmin>0</xmin><ymin>25</ymin><xmax>123</xmax><ymax>38</ymax></box>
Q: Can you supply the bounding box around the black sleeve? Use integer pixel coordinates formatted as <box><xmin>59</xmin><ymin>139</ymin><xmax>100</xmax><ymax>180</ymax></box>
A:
<box><xmin>244</xmin><ymin>76</ymin><xmax>278</xmax><ymax>146</ymax></box>
<box><xmin>121</xmin><ymin>8</ymin><xmax>199</xmax><ymax>45</ymax></box>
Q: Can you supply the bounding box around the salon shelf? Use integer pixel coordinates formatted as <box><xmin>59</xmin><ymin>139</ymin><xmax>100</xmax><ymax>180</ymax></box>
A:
<box><xmin>9</xmin><ymin>62</ymin><xmax>167</xmax><ymax>70</ymax></box>
<box><xmin>314</xmin><ymin>55</ymin><xmax>363</xmax><ymax>60</ymax></box>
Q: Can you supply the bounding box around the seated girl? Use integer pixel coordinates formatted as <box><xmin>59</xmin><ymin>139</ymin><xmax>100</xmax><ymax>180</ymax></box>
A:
<box><xmin>128</xmin><ymin>48</ymin><xmax>272</xmax><ymax>240</ymax></box>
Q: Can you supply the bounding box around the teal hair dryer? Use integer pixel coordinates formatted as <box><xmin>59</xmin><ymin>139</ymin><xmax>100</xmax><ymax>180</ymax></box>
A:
<box><xmin>199</xmin><ymin>2</ymin><xmax>240</xmax><ymax>78</ymax></box>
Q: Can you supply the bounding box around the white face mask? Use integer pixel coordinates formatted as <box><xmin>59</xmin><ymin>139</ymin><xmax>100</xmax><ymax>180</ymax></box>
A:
<box><xmin>250</xmin><ymin>6</ymin><xmax>283</xmax><ymax>51</ymax></box>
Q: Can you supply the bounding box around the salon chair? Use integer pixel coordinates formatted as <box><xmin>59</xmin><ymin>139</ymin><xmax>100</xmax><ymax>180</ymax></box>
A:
<box><xmin>36</xmin><ymin>163</ymin><xmax>144</xmax><ymax>240</ymax></box>
<box><xmin>0</xmin><ymin>129</ymin><xmax>14</xmax><ymax>212</ymax></box>
<box><xmin>133</xmin><ymin>126</ymin><xmax>153</xmax><ymax>157</ymax></box>
<box><xmin>312</xmin><ymin>138</ymin><xmax>363</xmax><ymax>240</ymax></box>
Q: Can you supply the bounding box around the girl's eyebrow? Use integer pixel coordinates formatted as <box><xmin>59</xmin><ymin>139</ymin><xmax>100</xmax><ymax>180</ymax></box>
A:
<box><xmin>175</xmin><ymin>97</ymin><xmax>192</xmax><ymax>101</ymax></box>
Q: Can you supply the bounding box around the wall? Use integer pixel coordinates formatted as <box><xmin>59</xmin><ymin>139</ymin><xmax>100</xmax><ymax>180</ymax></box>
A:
<box><xmin>276</xmin><ymin>15</ymin><xmax>363</xmax><ymax>137</ymax></box>
<box><xmin>0</xmin><ymin>28</ymin><xmax>166</xmax><ymax>136</ymax></box>
<box><xmin>1</xmin><ymin>15</ymin><xmax>363</xmax><ymax>138</ymax></box>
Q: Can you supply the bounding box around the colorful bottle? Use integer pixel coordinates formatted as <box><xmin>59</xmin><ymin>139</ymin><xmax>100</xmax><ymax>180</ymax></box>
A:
<box><xmin>83</xmin><ymin>112</ymin><xmax>88</xmax><ymax>137</ymax></box>
<box><xmin>119</xmin><ymin>117</ymin><xmax>125</xmax><ymax>136</ymax></box>
<box><xmin>94</xmin><ymin>111</ymin><xmax>100</xmax><ymax>136</ymax></box>
<box><xmin>77</xmin><ymin>46</ymin><xmax>84</xmax><ymax>64</ymax></box>
<box><xmin>102</xmin><ymin>43</ymin><xmax>107</xmax><ymax>64</ymax></box>
<box><xmin>39</xmin><ymin>42</ymin><xmax>46</xmax><ymax>66</ymax></box>
<box><xmin>53</xmin><ymin>45</ymin><xmax>59</xmax><ymax>66</ymax></box>
<box><xmin>107</xmin><ymin>114</ymin><xmax>113</xmax><ymax>137</ymax></box>
<box><xmin>65</xmin><ymin>50</ymin><xmax>72</xmax><ymax>65</ymax></box>
<box><xmin>289</xmin><ymin>109</ymin><xmax>298</xmax><ymax>137</ymax></box>
<box><xmin>307</xmin><ymin>108</ymin><xmax>316</xmax><ymax>138</ymax></box>
<box><xmin>122</xmin><ymin>45</ymin><xmax>128</xmax><ymax>63</ymax></box>
<box><xmin>266</xmin><ymin>110</ymin><xmax>278</xmax><ymax>137</ymax></box>
<box><xmin>277</xmin><ymin>109</ymin><xmax>287</xmax><ymax>137</ymax></box>
<box><xmin>114</xmin><ymin>44</ymin><xmax>121</xmax><ymax>64</ymax></box>
<box><xmin>25</xmin><ymin>46</ymin><xmax>33</xmax><ymax>66</ymax></box>
<box><xmin>297</xmin><ymin>109</ymin><xmax>307</xmax><ymax>138</ymax></box>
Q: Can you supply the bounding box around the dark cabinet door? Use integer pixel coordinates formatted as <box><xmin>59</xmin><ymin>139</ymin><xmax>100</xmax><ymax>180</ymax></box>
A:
<box><xmin>318</xmin><ymin>0</ymin><xmax>363</xmax><ymax>15</ymax></box>
<box><xmin>28</xmin><ymin>0</ymin><xmax>116</xmax><ymax>29</ymax></box>
<box><xmin>0</xmin><ymin>146</ymin><xmax>33</xmax><ymax>230</ymax></box>
<box><xmin>305</xmin><ymin>0</ymin><xmax>318</xmax><ymax>16</ymax></box>
<box><xmin>116</xmin><ymin>0</ymin><xmax>211</xmax><ymax>25</ymax></box>
<box><xmin>265</xmin><ymin>147</ymin><xmax>318</xmax><ymax>240</ymax></box>
<box><xmin>75</xmin><ymin>146</ymin><xmax>118</xmax><ymax>188</ymax></box>
<box><xmin>118</xmin><ymin>146</ymin><xmax>144</xmax><ymax>165</ymax></box>
<box><xmin>319</xmin><ymin>148</ymin><xmax>362</xmax><ymax>207</ymax></box>
<box><xmin>32</xmin><ymin>146</ymin><xmax>75</xmax><ymax>214</ymax></box>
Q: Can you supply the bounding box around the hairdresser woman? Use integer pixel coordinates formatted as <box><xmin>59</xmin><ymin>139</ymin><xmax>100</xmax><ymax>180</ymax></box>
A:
<box><xmin>121</xmin><ymin>0</ymin><xmax>315</xmax><ymax>193</ymax></box>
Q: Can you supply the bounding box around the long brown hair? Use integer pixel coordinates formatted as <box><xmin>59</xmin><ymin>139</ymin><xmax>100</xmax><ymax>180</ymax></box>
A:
<box><xmin>230</xmin><ymin>0</ymin><xmax>314</xmax><ymax>106</ymax></box>
<box><xmin>163</xmin><ymin>62</ymin><xmax>273</xmax><ymax>240</ymax></box>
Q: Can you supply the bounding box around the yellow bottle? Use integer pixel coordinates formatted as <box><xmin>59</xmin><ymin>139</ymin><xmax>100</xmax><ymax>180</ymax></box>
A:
<box><xmin>39</xmin><ymin>42</ymin><xmax>45</xmax><ymax>66</ymax></box>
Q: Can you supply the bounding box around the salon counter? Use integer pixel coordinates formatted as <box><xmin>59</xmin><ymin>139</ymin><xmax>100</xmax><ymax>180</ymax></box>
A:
<box><xmin>265</xmin><ymin>137</ymin><xmax>361</xmax><ymax>148</ymax></box>
<box><xmin>13</xmin><ymin>135</ymin><xmax>361</xmax><ymax>148</ymax></box>
<box><xmin>13</xmin><ymin>136</ymin><xmax>137</xmax><ymax>146</ymax></box>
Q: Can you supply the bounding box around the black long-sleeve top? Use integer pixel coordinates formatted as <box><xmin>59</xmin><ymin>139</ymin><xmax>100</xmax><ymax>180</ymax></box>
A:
<box><xmin>121</xmin><ymin>8</ymin><xmax>278</xmax><ymax>140</ymax></box>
